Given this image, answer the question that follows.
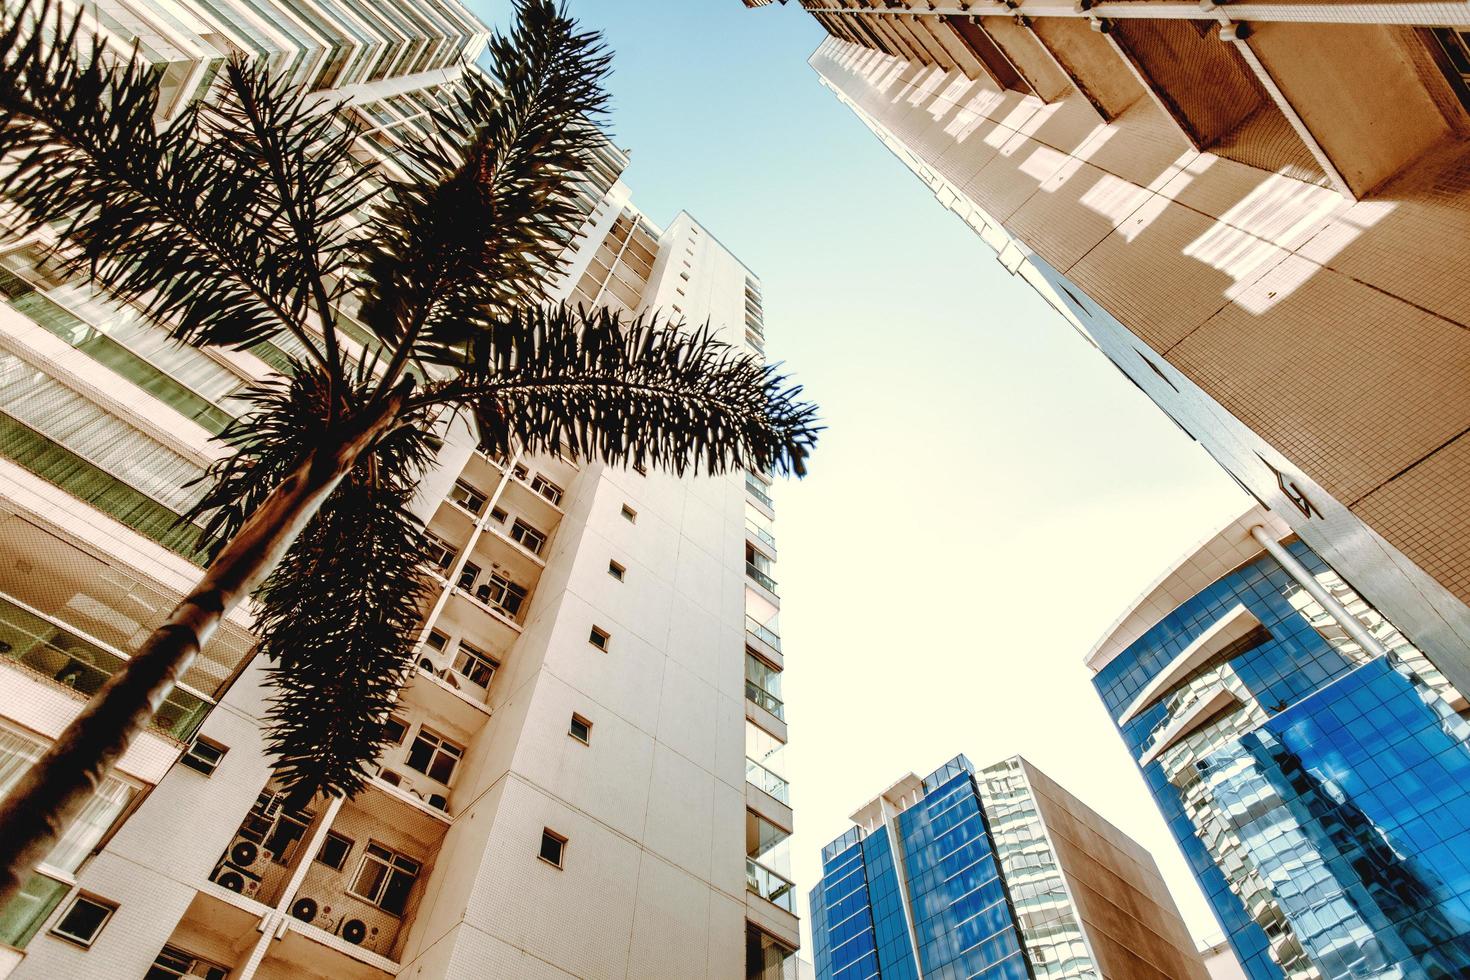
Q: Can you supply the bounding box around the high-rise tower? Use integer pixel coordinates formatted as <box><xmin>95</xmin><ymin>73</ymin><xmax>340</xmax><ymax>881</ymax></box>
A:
<box><xmin>748</xmin><ymin>1</ymin><xmax>1470</xmax><ymax>706</ymax></box>
<box><xmin>0</xmin><ymin>3</ymin><xmax>800</xmax><ymax>978</ymax></box>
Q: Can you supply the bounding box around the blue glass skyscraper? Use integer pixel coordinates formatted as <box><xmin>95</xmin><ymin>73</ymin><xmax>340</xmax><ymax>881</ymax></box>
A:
<box><xmin>1090</xmin><ymin>505</ymin><xmax>1470</xmax><ymax>980</ymax></box>
<box><xmin>809</xmin><ymin>755</ymin><xmax>1206</xmax><ymax>980</ymax></box>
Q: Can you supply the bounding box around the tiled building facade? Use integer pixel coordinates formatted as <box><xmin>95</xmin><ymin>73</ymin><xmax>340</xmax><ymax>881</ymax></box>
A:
<box><xmin>0</xmin><ymin>2</ymin><xmax>800</xmax><ymax>978</ymax></box>
<box><xmin>754</xmin><ymin>1</ymin><xmax>1470</xmax><ymax>708</ymax></box>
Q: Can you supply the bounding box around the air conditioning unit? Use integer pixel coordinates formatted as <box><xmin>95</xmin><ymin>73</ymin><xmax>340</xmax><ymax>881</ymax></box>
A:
<box><xmin>209</xmin><ymin>861</ymin><xmax>262</xmax><ymax>899</ymax></box>
<box><xmin>339</xmin><ymin>916</ymin><xmax>383</xmax><ymax>952</ymax></box>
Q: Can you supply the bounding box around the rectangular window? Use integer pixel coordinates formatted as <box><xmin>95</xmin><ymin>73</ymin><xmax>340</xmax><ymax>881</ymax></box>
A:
<box><xmin>405</xmin><ymin>728</ymin><xmax>464</xmax><ymax>784</ymax></box>
<box><xmin>489</xmin><ymin>505</ymin><xmax>508</xmax><ymax>524</ymax></box>
<box><xmin>457</xmin><ymin>560</ymin><xmax>481</xmax><ymax>591</ymax></box>
<box><xmin>425</xmin><ymin>629</ymin><xmax>449</xmax><ymax>651</ymax></box>
<box><xmin>476</xmin><ymin>571</ymin><xmax>528</xmax><ymax>617</ymax></box>
<box><xmin>632</xmin><ymin>462</ymin><xmax>647</xmax><ymax>476</ymax></box>
<box><xmin>569</xmin><ymin>714</ymin><xmax>591</xmax><ymax>744</ymax></box>
<box><xmin>588</xmin><ymin>626</ymin><xmax>610</xmax><ymax>651</ymax></box>
<box><xmin>608</xmin><ymin>560</ymin><xmax>625</xmax><ymax>582</ymax></box>
<box><xmin>349</xmin><ymin>842</ymin><xmax>421</xmax><ymax>916</ymax></box>
<box><xmin>51</xmin><ymin>895</ymin><xmax>115</xmax><ymax>948</ymax></box>
<box><xmin>315</xmin><ymin>831</ymin><xmax>353</xmax><ymax>871</ymax></box>
<box><xmin>448</xmin><ymin>480</ymin><xmax>486</xmax><ymax>515</ymax></box>
<box><xmin>539</xmin><ymin>828</ymin><xmax>567</xmax><ymax>868</ymax></box>
<box><xmin>423</xmin><ymin>533</ymin><xmax>455</xmax><ymax>572</ymax></box>
<box><xmin>452</xmin><ymin>642</ymin><xmax>498</xmax><ymax>689</ymax></box>
<box><xmin>620</xmin><ymin>504</ymin><xmax>637</xmax><ymax>523</ymax></box>
<box><xmin>146</xmin><ymin>945</ymin><xmax>230</xmax><ymax>980</ymax></box>
<box><xmin>510</xmin><ymin>518</ymin><xmax>547</xmax><ymax>555</ymax></box>
<box><xmin>179</xmin><ymin>736</ymin><xmax>227</xmax><ymax>777</ymax></box>
<box><xmin>529</xmin><ymin>473</ymin><xmax>564</xmax><ymax>506</ymax></box>
<box><xmin>383</xmin><ymin>715</ymin><xmax>408</xmax><ymax>746</ymax></box>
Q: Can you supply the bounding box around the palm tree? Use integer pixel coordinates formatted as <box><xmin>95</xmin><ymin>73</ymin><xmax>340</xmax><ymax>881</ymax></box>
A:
<box><xmin>0</xmin><ymin>0</ymin><xmax>820</xmax><ymax>904</ymax></box>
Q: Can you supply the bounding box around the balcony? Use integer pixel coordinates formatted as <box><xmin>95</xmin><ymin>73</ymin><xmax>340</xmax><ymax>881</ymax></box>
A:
<box><xmin>746</xmin><ymin>757</ymin><xmax>790</xmax><ymax>806</ymax></box>
<box><xmin>746</xmin><ymin>562</ymin><xmax>778</xmax><ymax>597</ymax></box>
<box><xmin>745</xmin><ymin>476</ymin><xmax>774</xmax><ymax>510</ymax></box>
<box><xmin>0</xmin><ymin>594</ymin><xmax>209</xmax><ymax>742</ymax></box>
<box><xmin>746</xmin><ymin>859</ymin><xmax>796</xmax><ymax>914</ymax></box>
<box><xmin>745</xmin><ymin>679</ymin><xmax>784</xmax><ymax>722</ymax></box>
<box><xmin>745</xmin><ymin>616</ymin><xmax>782</xmax><ymax>653</ymax></box>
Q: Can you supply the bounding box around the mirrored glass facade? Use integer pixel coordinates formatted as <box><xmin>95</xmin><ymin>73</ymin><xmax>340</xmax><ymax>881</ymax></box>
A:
<box><xmin>810</xmin><ymin>756</ymin><xmax>1205</xmax><ymax>980</ymax></box>
<box><xmin>1093</xmin><ymin>535</ymin><xmax>1470</xmax><ymax>980</ymax></box>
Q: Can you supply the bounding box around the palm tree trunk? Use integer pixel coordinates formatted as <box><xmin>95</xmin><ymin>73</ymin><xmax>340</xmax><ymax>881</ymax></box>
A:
<box><xmin>0</xmin><ymin>384</ymin><xmax>411</xmax><ymax>906</ymax></box>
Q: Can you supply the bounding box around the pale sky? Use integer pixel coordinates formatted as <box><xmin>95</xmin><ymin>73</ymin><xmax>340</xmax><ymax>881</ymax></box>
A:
<box><xmin>474</xmin><ymin>0</ymin><xmax>1251</xmax><ymax>950</ymax></box>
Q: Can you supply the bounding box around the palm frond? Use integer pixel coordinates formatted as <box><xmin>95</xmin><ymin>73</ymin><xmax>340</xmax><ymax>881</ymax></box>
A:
<box><xmin>357</xmin><ymin>0</ymin><xmax>611</xmax><ymax>372</ymax></box>
<box><xmin>434</xmin><ymin>303</ymin><xmax>821</xmax><ymax>478</ymax></box>
<box><xmin>0</xmin><ymin>1</ymin><xmax>328</xmax><ymax>358</ymax></box>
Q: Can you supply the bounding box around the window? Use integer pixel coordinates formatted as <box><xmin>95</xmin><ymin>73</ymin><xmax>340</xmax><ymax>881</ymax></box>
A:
<box><xmin>608</xmin><ymin>560</ymin><xmax>625</xmax><ymax>582</ymax></box>
<box><xmin>349</xmin><ymin>842</ymin><xmax>421</xmax><ymax>916</ymax></box>
<box><xmin>51</xmin><ymin>895</ymin><xmax>115</xmax><ymax>948</ymax></box>
<box><xmin>620</xmin><ymin>504</ymin><xmax>637</xmax><ymax>523</ymax></box>
<box><xmin>510</xmin><ymin>518</ymin><xmax>547</xmax><ymax>555</ymax></box>
<box><xmin>383</xmin><ymin>715</ymin><xmax>408</xmax><ymax>746</ymax></box>
<box><xmin>489</xmin><ymin>505</ymin><xmax>508</xmax><ymax>524</ymax></box>
<box><xmin>632</xmin><ymin>462</ymin><xmax>647</xmax><ymax>476</ymax></box>
<box><xmin>569</xmin><ymin>714</ymin><xmax>592</xmax><ymax>744</ymax></box>
<box><xmin>529</xmin><ymin>473</ymin><xmax>564</xmax><ymax>506</ymax></box>
<box><xmin>1429</xmin><ymin>28</ymin><xmax>1470</xmax><ymax>109</ymax></box>
<box><xmin>315</xmin><ymin>831</ymin><xmax>353</xmax><ymax>871</ymax></box>
<box><xmin>405</xmin><ymin>728</ymin><xmax>464</xmax><ymax>784</ymax></box>
<box><xmin>146</xmin><ymin>945</ymin><xmax>229</xmax><ymax>980</ymax></box>
<box><xmin>452</xmin><ymin>642</ymin><xmax>498</xmax><ymax>689</ymax></box>
<box><xmin>179</xmin><ymin>736</ymin><xmax>227</xmax><ymax>777</ymax></box>
<box><xmin>423</xmin><ymin>533</ymin><xmax>455</xmax><ymax>572</ymax></box>
<box><xmin>539</xmin><ymin>828</ymin><xmax>567</xmax><ymax>868</ymax></box>
<box><xmin>477</xmin><ymin>571</ymin><xmax>528</xmax><ymax>617</ymax></box>
<box><xmin>448</xmin><ymin>480</ymin><xmax>487</xmax><ymax>515</ymax></box>
<box><xmin>588</xmin><ymin>626</ymin><xmax>611</xmax><ymax>651</ymax></box>
<box><xmin>457</xmin><ymin>560</ymin><xmax>481</xmax><ymax>591</ymax></box>
<box><xmin>425</xmin><ymin>629</ymin><xmax>449</xmax><ymax>652</ymax></box>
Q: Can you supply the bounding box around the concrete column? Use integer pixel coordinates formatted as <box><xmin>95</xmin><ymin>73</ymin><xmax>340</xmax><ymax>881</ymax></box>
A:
<box><xmin>1249</xmin><ymin>525</ymin><xmax>1389</xmax><ymax>660</ymax></box>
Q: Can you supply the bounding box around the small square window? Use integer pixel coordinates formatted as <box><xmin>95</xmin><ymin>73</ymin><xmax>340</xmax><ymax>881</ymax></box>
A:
<box><xmin>425</xmin><ymin>629</ymin><xmax>449</xmax><ymax>651</ymax></box>
<box><xmin>383</xmin><ymin>716</ymin><xmax>409</xmax><ymax>746</ymax></box>
<box><xmin>179</xmin><ymin>736</ymin><xmax>227</xmax><ymax>777</ymax></box>
<box><xmin>608</xmin><ymin>560</ymin><xmax>625</xmax><ymax>582</ymax></box>
<box><xmin>51</xmin><ymin>895</ymin><xmax>115</xmax><ymax>948</ymax></box>
<box><xmin>539</xmin><ymin>828</ymin><xmax>567</xmax><ymax>868</ymax></box>
<box><xmin>620</xmin><ymin>504</ymin><xmax>637</xmax><ymax>523</ymax></box>
<box><xmin>490</xmin><ymin>506</ymin><xmax>508</xmax><ymax>524</ymax></box>
<box><xmin>588</xmin><ymin>626</ymin><xmax>610</xmax><ymax>651</ymax></box>
<box><xmin>632</xmin><ymin>463</ymin><xmax>647</xmax><ymax>476</ymax></box>
<box><xmin>315</xmin><ymin>831</ymin><xmax>354</xmax><ymax>871</ymax></box>
<box><xmin>569</xmin><ymin>714</ymin><xmax>592</xmax><ymax>744</ymax></box>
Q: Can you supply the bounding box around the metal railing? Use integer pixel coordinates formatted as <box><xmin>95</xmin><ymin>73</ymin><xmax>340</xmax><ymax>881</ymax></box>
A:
<box><xmin>745</xmin><ymin>679</ymin><xmax>785</xmax><ymax>721</ymax></box>
<box><xmin>745</xmin><ymin>616</ymin><xmax>782</xmax><ymax>652</ymax></box>
<box><xmin>745</xmin><ymin>477</ymin><xmax>773</xmax><ymax>509</ymax></box>
<box><xmin>746</xmin><ymin>858</ymin><xmax>796</xmax><ymax>913</ymax></box>
<box><xmin>745</xmin><ymin>757</ymin><xmax>791</xmax><ymax>805</ymax></box>
<box><xmin>746</xmin><ymin>562</ymin><xmax>777</xmax><ymax>594</ymax></box>
<box><xmin>746</xmin><ymin>521</ymin><xmax>777</xmax><ymax>550</ymax></box>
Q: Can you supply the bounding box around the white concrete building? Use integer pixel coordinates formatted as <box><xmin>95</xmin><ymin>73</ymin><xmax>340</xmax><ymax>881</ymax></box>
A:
<box><xmin>0</xmin><ymin>2</ymin><xmax>800</xmax><ymax>977</ymax></box>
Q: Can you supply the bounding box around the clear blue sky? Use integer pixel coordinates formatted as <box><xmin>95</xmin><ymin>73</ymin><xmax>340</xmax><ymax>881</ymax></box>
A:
<box><xmin>473</xmin><ymin>0</ymin><xmax>1248</xmax><ymax>947</ymax></box>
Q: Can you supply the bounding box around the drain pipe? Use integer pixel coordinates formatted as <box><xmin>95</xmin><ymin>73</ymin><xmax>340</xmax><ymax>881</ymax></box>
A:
<box><xmin>1249</xmin><ymin>525</ymin><xmax>1389</xmax><ymax>660</ymax></box>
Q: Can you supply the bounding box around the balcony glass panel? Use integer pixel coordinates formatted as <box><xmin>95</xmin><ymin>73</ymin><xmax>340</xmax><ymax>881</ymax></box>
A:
<box><xmin>747</xmin><ymin>859</ymin><xmax>796</xmax><ymax>913</ymax></box>
<box><xmin>745</xmin><ymin>616</ymin><xmax>782</xmax><ymax>652</ymax></box>
<box><xmin>746</xmin><ymin>562</ymin><xmax>777</xmax><ymax>595</ymax></box>
<box><xmin>745</xmin><ymin>476</ymin><xmax>773</xmax><ymax>509</ymax></box>
<box><xmin>746</xmin><ymin>756</ymin><xmax>791</xmax><ymax>805</ymax></box>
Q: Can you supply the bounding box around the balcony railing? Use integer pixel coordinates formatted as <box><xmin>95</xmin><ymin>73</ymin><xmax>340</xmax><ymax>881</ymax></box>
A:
<box><xmin>745</xmin><ymin>477</ymin><xmax>773</xmax><ymax>509</ymax></box>
<box><xmin>745</xmin><ymin>616</ymin><xmax>782</xmax><ymax>652</ymax></box>
<box><xmin>746</xmin><ymin>757</ymin><xmax>790</xmax><ymax>805</ymax></box>
<box><xmin>746</xmin><ymin>562</ymin><xmax>777</xmax><ymax>595</ymax></box>
<box><xmin>746</xmin><ymin>859</ymin><xmax>796</xmax><ymax>914</ymax></box>
<box><xmin>0</xmin><ymin>597</ymin><xmax>209</xmax><ymax>741</ymax></box>
<box><xmin>745</xmin><ymin>679</ymin><xmax>785</xmax><ymax>721</ymax></box>
<box><xmin>746</xmin><ymin>521</ymin><xmax>776</xmax><ymax>551</ymax></box>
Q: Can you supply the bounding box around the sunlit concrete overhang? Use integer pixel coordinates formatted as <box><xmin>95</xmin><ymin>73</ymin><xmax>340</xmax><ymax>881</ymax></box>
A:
<box><xmin>797</xmin><ymin>2</ymin><xmax>1470</xmax><ymax>28</ymax></box>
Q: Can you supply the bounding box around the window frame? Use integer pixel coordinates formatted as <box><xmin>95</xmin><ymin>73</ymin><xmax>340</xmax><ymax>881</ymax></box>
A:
<box><xmin>315</xmin><ymin>830</ymin><xmax>354</xmax><ymax>871</ymax></box>
<box><xmin>49</xmin><ymin>893</ymin><xmax>116</xmax><ymax>949</ymax></box>
<box><xmin>452</xmin><ymin>642</ymin><xmax>498</xmax><ymax>689</ymax></box>
<box><xmin>588</xmin><ymin>626</ymin><xmax>611</xmax><ymax>651</ymax></box>
<box><xmin>538</xmin><ymin>828</ymin><xmax>567</xmax><ymax>869</ymax></box>
<box><xmin>178</xmin><ymin>735</ymin><xmax>228</xmax><ymax>777</ymax></box>
<box><xmin>347</xmin><ymin>841</ymin><xmax>422</xmax><ymax>917</ymax></box>
<box><xmin>569</xmin><ymin>714</ymin><xmax>592</xmax><ymax>745</ymax></box>
<box><xmin>404</xmin><ymin>727</ymin><xmax>465</xmax><ymax>785</ymax></box>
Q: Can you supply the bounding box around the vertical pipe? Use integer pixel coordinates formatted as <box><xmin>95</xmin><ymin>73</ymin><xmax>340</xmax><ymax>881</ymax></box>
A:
<box><xmin>1249</xmin><ymin>525</ymin><xmax>1389</xmax><ymax>659</ymax></box>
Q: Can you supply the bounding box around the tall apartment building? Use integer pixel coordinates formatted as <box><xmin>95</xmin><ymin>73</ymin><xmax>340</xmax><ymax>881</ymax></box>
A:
<box><xmin>809</xmin><ymin>754</ymin><xmax>1206</xmax><ymax>980</ymax></box>
<box><xmin>751</xmin><ymin>2</ymin><xmax>1470</xmax><ymax>706</ymax></box>
<box><xmin>0</xmin><ymin>2</ymin><xmax>800</xmax><ymax>978</ymax></box>
<box><xmin>1089</xmin><ymin>504</ymin><xmax>1470</xmax><ymax>979</ymax></box>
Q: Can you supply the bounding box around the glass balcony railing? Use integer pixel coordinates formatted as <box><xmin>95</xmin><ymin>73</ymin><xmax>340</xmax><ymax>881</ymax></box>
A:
<box><xmin>746</xmin><ymin>858</ymin><xmax>796</xmax><ymax>914</ymax></box>
<box><xmin>746</xmin><ymin>757</ymin><xmax>791</xmax><ymax>805</ymax></box>
<box><xmin>0</xmin><ymin>597</ymin><xmax>210</xmax><ymax>741</ymax></box>
<box><xmin>745</xmin><ymin>477</ymin><xmax>773</xmax><ymax>509</ymax></box>
<box><xmin>746</xmin><ymin>521</ymin><xmax>776</xmax><ymax>550</ymax></box>
<box><xmin>746</xmin><ymin>562</ymin><xmax>777</xmax><ymax>595</ymax></box>
<box><xmin>745</xmin><ymin>679</ymin><xmax>785</xmax><ymax>721</ymax></box>
<box><xmin>745</xmin><ymin>616</ymin><xmax>782</xmax><ymax>652</ymax></box>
